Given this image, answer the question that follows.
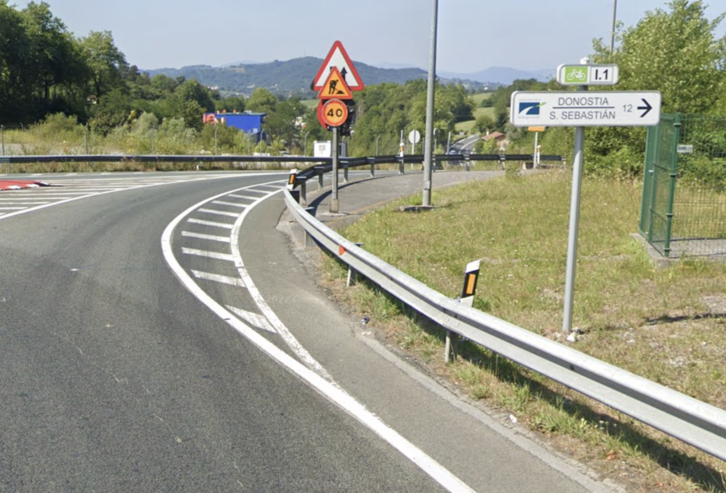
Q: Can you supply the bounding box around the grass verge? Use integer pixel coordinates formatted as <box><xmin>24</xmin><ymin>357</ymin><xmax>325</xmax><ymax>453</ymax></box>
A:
<box><xmin>319</xmin><ymin>170</ymin><xmax>726</xmax><ymax>492</ymax></box>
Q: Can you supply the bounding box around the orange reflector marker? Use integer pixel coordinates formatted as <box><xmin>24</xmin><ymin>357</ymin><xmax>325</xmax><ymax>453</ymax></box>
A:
<box><xmin>287</xmin><ymin>168</ymin><xmax>298</xmax><ymax>189</ymax></box>
<box><xmin>460</xmin><ymin>260</ymin><xmax>481</xmax><ymax>299</ymax></box>
<box><xmin>339</xmin><ymin>245</ymin><xmax>346</xmax><ymax>256</ymax></box>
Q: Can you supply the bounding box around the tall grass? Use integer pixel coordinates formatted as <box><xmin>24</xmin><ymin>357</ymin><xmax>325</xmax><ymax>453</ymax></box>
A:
<box><xmin>328</xmin><ymin>171</ymin><xmax>726</xmax><ymax>491</ymax></box>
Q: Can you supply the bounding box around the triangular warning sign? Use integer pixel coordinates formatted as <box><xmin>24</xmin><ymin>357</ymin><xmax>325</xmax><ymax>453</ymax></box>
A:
<box><xmin>313</xmin><ymin>40</ymin><xmax>364</xmax><ymax>91</ymax></box>
<box><xmin>318</xmin><ymin>67</ymin><xmax>353</xmax><ymax>100</ymax></box>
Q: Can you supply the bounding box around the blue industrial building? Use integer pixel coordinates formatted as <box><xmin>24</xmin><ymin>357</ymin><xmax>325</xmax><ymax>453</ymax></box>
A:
<box><xmin>203</xmin><ymin>111</ymin><xmax>266</xmax><ymax>142</ymax></box>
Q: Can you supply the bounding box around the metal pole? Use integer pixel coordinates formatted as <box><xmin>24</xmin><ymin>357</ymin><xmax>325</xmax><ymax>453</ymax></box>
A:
<box><xmin>533</xmin><ymin>131</ymin><xmax>539</xmax><ymax>169</ymax></box>
<box><xmin>422</xmin><ymin>0</ymin><xmax>438</xmax><ymax>207</ymax></box>
<box><xmin>610</xmin><ymin>0</ymin><xmax>618</xmax><ymax>55</ymax></box>
<box><xmin>1</xmin><ymin>125</ymin><xmax>4</xmax><ymax>156</ymax></box>
<box><xmin>562</xmin><ymin>58</ymin><xmax>589</xmax><ymax>334</ymax></box>
<box><xmin>330</xmin><ymin>126</ymin><xmax>340</xmax><ymax>213</ymax></box>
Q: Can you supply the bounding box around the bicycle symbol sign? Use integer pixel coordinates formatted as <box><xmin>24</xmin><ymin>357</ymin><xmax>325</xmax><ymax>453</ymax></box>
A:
<box><xmin>557</xmin><ymin>64</ymin><xmax>619</xmax><ymax>86</ymax></box>
<box><xmin>564</xmin><ymin>67</ymin><xmax>587</xmax><ymax>82</ymax></box>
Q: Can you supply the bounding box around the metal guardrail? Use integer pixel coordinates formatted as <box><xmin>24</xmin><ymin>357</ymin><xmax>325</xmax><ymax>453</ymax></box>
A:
<box><xmin>283</xmin><ymin>178</ymin><xmax>726</xmax><ymax>462</ymax></box>
<box><xmin>0</xmin><ymin>154</ymin><xmax>329</xmax><ymax>165</ymax></box>
<box><xmin>0</xmin><ymin>152</ymin><xmax>565</xmax><ymax>167</ymax></box>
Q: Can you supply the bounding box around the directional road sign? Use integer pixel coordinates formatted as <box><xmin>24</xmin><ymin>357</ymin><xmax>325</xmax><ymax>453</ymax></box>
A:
<box><xmin>313</xmin><ymin>41</ymin><xmax>364</xmax><ymax>91</ymax></box>
<box><xmin>557</xmin><ymin>64</ymin><xmax>619</xmax><ymax>86</ymax></box>
<box><xmin>510</xmin><ymin>91</ymin><xmax>662</xmax><ymax>127</ymax></box>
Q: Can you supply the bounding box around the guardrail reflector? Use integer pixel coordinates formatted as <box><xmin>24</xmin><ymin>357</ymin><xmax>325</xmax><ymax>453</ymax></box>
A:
<box><xmin>287</xmin><ymin>169</ymin><xmax>298</xmax><ymax>189</ymax></box>
<box><xmin>461</xmin><ymin>260</ymin><xmax>481</xmax><ymax>298</ymax></box>
<box><xmin>339</xmin><ymin>245</ymin><xmax>346</xmax><ymax>256</ymax></box>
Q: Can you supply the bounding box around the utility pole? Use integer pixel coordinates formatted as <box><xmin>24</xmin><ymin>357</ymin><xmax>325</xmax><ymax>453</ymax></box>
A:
<box><xmin>422</xmin><ymin>0</ymin><xmax>438</xmax><ymax>207</ymax></box>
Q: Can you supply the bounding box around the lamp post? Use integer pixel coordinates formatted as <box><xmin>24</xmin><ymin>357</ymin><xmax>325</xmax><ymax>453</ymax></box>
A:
<box><xmin>422</xmin><ymin>0</ymin><xmax>438</xmax><ymax>207</ymax></box>
<box><xmin>610</xmin><ymin>0</ymin><xmax>618</xmax><ymax>55</ymax></box>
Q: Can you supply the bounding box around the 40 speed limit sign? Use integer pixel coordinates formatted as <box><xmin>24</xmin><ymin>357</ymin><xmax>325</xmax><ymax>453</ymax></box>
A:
<box><xmin>319</xmin><ymin>99</ymin><xmax>348</xmax><ymax>128</ymax></box>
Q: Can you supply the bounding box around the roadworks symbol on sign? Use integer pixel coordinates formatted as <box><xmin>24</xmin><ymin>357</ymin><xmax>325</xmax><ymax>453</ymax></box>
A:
<box><xmin>318</xmin><ymin>67</ymin><xmax>353</xmax><ymax>101</ymax></box>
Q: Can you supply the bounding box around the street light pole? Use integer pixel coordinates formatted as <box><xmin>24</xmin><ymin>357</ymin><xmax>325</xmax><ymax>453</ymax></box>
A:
<box><xmin>610</xmin><ymin>0</ymin><xmax>618</xmax><ymax>55</ymax></box>
<box><xmin>422</xmin><ymin>0</ymin><xmax>438</xmax><ymax>207</ymax></box>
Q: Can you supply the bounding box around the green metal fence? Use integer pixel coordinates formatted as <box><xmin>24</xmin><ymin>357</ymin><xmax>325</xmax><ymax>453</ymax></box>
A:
<box><xmin>640</xmin><ymin>115</ymin><xmax>726</xmax><ymax>258</ymax></box>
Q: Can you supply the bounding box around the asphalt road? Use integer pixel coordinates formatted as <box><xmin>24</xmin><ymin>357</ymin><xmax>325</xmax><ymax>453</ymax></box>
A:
<box><xmin>0</xmin><ymin>171</ymin><xmax>621</xmax><ymax>492</ymax></box>
<box><xmin>0</xmin><ymin>173</ymin><xmax>444</xmax><ymax>492</ymax></box>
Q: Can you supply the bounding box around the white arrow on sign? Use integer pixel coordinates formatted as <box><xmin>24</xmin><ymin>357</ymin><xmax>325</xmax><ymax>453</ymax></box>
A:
<box><xmin>510</xmin><ymin>91</ymin><xmax>662</xmax><ymax>127</ymax></box>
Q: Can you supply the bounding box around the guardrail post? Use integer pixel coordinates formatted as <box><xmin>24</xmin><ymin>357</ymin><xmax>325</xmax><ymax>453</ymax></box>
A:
<box><xmin>300</xmin><ymin>181</ymin><xmax>307</xmax><ymax>206</ymax></box>
<box><xmin>499</xmin><ymin>155</ymin><xmax>506</xmax><ymax>170</ymax></box>
<box><xmin>346</xmin><ymin>243</ymin><xmax>364</xmax><ymax>287</ymax></box>
<box><xmin>370</xmin><ymin>162</ymin><xmax>375</xmax><ymax>177</ymax></box>
<box><xmin>304</xmin><ymin>207</ymin><xmax>316</xmax><ymax>247</ymax></box>
<box><xmin>343</xmin><ymin>165</ymin><xmax>349</xmax><ymax>184</ymax></box>
<box><xmin>446</xmin><ymin>260</ymin><xmax>481</xmax><ymax>363</ymax></box>
<box><xmin>318</xmin><ymin>173</ymin><xmax>324</xmax><ymax>190</ymax></box>
<box><xmin>1</xmin><ymin>125</ymin><xmax>4</xmax><ymax>156</ymax></box>
<box><xmin>399</xmin><ymin>156</ymin><xmax>405</xmax><ymax>175</ymax></box>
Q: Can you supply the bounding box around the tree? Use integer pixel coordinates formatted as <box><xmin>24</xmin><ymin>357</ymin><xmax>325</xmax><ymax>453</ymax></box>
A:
<box><xmin>263</xmin><ymin>98</ymin><xmax>306</xmax><ymax>149</ymax></box>
<box><xmin>246</xmin><ymin>88</ymin><xmax>277</xmax><ymax>114</ymax></box>
<box><xmin>592</xmin><ymin>0</ymin><xmax>725</xmax><ymax>115</ymax></box>
<box><xmin>582</xmin><ymin>0</ymin><xmax>726</xmax><ymax>176</ymax></box>
<box><xmin>22</xmin><ymin>2</ymin><xmax>87</xmax><ymax>110</ymax></box>
<box><xmin>80</xmin><ymin>31</ymin><xmax>128</xmax><ymax>101</ymax></box>
<box><xmin>0</xmin><ymin>1</ymin><xmax>32</xmax><ymax>122</ymax></box>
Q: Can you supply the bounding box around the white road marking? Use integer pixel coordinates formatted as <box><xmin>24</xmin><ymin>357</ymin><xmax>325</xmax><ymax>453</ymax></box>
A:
<box><xmin>191</xmin><ymin>270</ymin><xmax>245</xmax><ymax>287</ymax></box>
<box><xmin>182</xmin><ymin>247</ymin><xmax>234</xmax><ymax>262</ymax></box>
<box><xmin>160</xmin><ymin>181</ymin><xmax>475</xmax><ymax>493</ymax></box>
<box><xmin>187</xmin><ymin>218</ymin><xmax>234</xmax><ymax>229</ymax></box>
<box><xmin>226</xmin><ymin>306</ymin><xmax>277</xmax><ymax>333</ymax></box>
<box><xmin>227</xmin><ymin>194</ymin><xmax>261</xmax><ymax>201</ymax></box>
<box><xmin>0</xmin><ymin>201</ymin><xmax>51</xmax><ymax>204</ymax></box>
<box><xmin>181</xmin><ymin>231</ymin><xmax>231</xmax><ymax>243</ymax></box>
<box><xmin>0</xmin><ymin>173</ymin><xmax>282</xmax><ymax>222</ymax></box>
<box><xmin>197</xmin><ymin>208</ymin><xmax>240</xmax><ymax>218</ymax></box>
<box><xmin>212</xmin><ymin>200</ymin><xmax>247</xmax><ymax>208</ymax></box>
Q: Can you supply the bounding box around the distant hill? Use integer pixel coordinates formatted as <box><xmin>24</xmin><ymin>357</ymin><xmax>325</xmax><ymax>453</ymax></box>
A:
<box><xmin>144</xmin><ymin>57</ymin><xmax>496</xmax><ymax>97</ymax></box>
<box><xmin>440</xmin><ymin>66</ymin><xmax>554</xmax><ymax>85</ymax></box>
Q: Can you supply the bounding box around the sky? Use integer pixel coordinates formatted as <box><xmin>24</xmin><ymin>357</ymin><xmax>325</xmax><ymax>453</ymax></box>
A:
<box><xmin>11</xmin><ymin>0</ymin><xmax>726</xmax><ymax>75</ymax></box>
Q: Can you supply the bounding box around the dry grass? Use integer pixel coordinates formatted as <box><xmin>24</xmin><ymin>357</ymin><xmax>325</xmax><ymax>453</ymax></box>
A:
<box><xmin>320</xmin><ymin>171</ymin><xmax>726</xmax><ymax>492</ymax></box>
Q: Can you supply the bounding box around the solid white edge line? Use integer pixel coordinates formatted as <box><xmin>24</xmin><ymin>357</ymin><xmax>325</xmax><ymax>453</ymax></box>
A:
<box><xmin>160</xmin><ymin>180</ymin><xmax>474</xmax><ymax>492</ymax></box>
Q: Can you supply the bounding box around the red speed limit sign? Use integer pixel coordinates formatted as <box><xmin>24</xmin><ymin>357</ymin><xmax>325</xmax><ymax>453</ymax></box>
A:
<box><xmin>320</xmin><ymin>99</ymin><xmax>348</xmax><ymax>128</ymax></box>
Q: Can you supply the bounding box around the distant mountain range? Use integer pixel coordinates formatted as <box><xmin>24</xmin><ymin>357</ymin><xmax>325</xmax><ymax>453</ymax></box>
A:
<box><xmin>144</xmin><ymin>58</ymin><xmax>551</xmax><ymax>97</ymax></box>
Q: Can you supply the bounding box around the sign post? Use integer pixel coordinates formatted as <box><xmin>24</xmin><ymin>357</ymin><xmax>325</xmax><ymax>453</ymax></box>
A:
<box><xmin>314</xmin><ymin>41</ymin><xmax>363</xmax><ymax>214</ymax></box>
<box><xmin>510</xmin><ymin>60</ymin><xmax>662</xmax><ymax>334</ymax></box>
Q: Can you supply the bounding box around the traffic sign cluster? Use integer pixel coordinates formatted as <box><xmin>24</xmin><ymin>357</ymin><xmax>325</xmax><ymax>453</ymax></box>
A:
<box><xmin>510</xmin><ymin>62</ymin><xmax>661</xmax><ymax>128</ymax></box>
<box><xmin>314</xmin><ymin>41</ymin><xmax>363</xmax><ymax>135</ymax></box>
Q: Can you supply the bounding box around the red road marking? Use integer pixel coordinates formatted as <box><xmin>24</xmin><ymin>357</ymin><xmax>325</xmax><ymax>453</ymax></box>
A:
<box><xmin>0</xmin><ymin>180</ymin><xmax>50</xmax><ymax>191</ymax></box>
